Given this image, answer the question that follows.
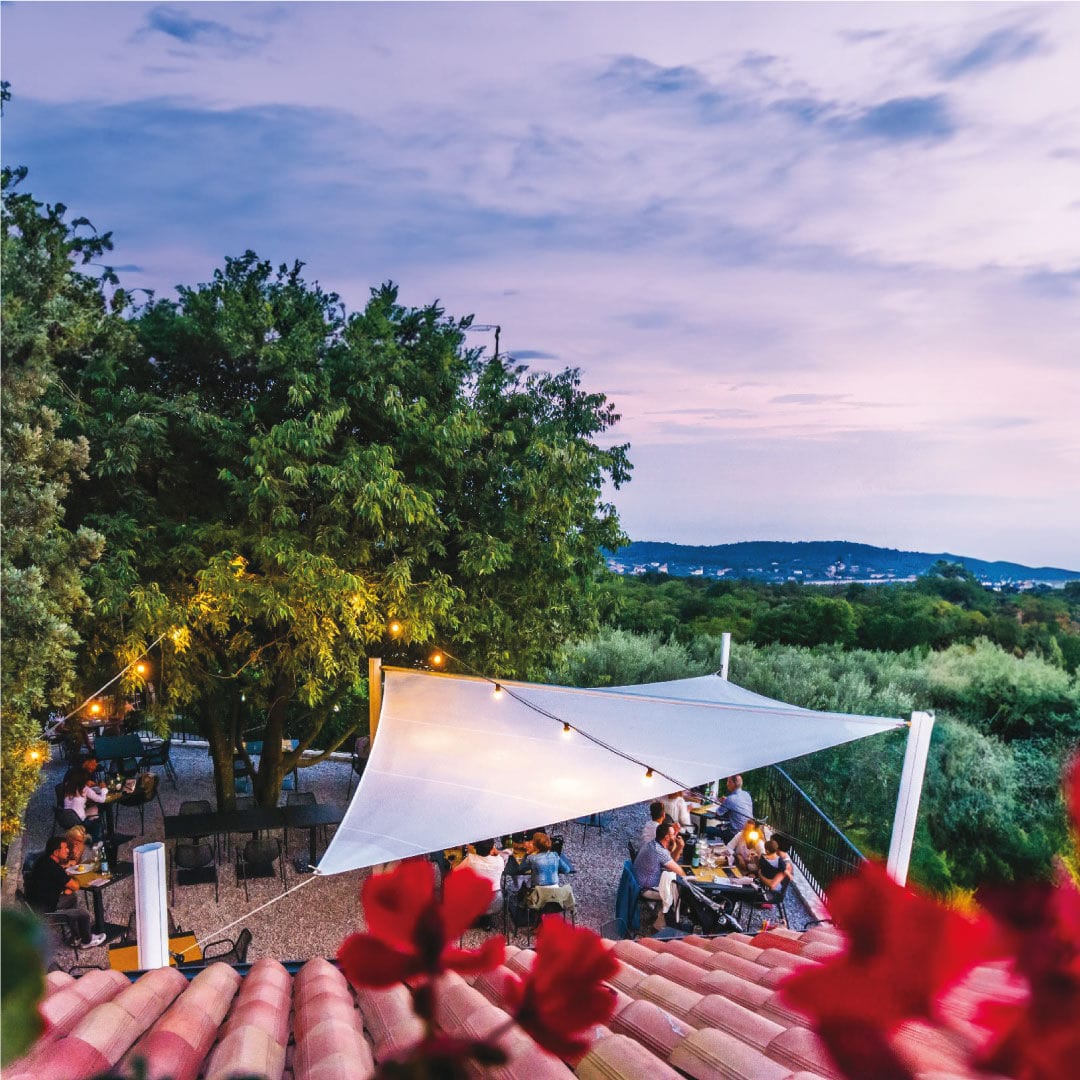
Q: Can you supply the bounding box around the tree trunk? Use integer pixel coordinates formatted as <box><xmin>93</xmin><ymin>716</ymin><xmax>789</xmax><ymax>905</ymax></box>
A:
<box><xmin>201</xmin><ymin>696</ymin><xmax>238</xmax><ymax>811</ymax></box>
<box><xmin>253</xmin><ymin>669</ymin><xmax>294</xmax><ymax>807</ymax></box>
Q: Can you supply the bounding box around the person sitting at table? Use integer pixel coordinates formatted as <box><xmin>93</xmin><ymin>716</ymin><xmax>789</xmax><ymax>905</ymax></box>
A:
<box><xmin>632</xmin><ymin>821</ymin><xmax>687</xmax><ymax>926</ymax></box>
<box><xmin>62</xmin><ymin>766</ymin><xmax>107</xmax><ymax>843</ymax></box>
<box><xmin>715</xmin><ymin>775</ymin><xmax>755</xmax><ymax>840</ymax></box>
<box><xmin>24</xmin><ymin>837</ymin><xmax>107</xmax><ymax>948</ymax></box>
<box><xmin>456</xmin><ymin>838</ymin><xmax>509</xmax><ymax>892</ymax></box>
<box><xmin>661</xmin><ymin>791</ymin><xmax>693</xmax><ymax>830</ymax></box>
<box><xmin>757</xmin><ymin>838</ymin><xmax>791</xmax><ymax>898</ymax></box>
<box><xmin>519</xmin><ymin>832</ymin><xmax>573</xmax><ymax>886</ymax></box>
<box><xmin>640</xmin><ymin>801</ymin><xmax>670</xmax><ymax>846</ymax></box>
<box><xmin>732</xmin><ymin>819</ymin><xmax>767</xmax><ymax>874</ymax></box>
<box><xmin>63</xmin><ymin>825</ymin><xmax>89</xmax><ymax>867</ymax></box>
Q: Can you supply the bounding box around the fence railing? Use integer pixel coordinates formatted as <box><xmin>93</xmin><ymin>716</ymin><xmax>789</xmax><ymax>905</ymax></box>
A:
<box><xmin>754</xmin><ymin>765</ymin><xmax>866</xmax><ymax>899</ymax></box>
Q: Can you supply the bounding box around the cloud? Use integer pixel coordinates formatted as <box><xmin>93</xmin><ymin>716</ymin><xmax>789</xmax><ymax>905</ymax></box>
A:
<box><xmin>139</xmin><ymin>5</ymin><xmax>266</xmax><ymax>55</ymax></box>
<box><xmin>938</xmin><ymin>26</ymin><xmax>1046</xmax><ymax>80</ymax></box>
<box><xmin>843</xmin><ymin>95</ymin><xmax>955</xmax><ymax>142</ymax></box>
<box><xmin>771</xmin><ymin>393</ymin><xmax>849</xmax><ymax>405</ymax></box>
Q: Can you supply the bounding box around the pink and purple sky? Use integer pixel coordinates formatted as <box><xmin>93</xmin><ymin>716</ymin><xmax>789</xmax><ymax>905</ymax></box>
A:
<box><xmin>3</xmin><ymin>2</ymin><xmax>1078</xmax><ymax>568</ymax></box>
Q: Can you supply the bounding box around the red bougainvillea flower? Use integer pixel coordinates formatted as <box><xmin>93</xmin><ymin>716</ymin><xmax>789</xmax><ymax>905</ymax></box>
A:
<box><xmin>503</xmin><ymin>915</ymin><xmax>619</xmax><ymax>1061</ymax></box>
<box><xmin>781</xmin><ymin>861</ymin><xmax>1004</xmax><ymax>1078</ymax></box>
<box><xmin>338</xmin><ymin>860</ymin><xmax>504</xmax><ymax>989</ymax></box>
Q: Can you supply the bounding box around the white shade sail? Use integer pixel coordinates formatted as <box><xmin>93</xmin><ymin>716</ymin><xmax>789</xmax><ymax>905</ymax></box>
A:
<box><xmin>316</xmin><ymin>667</ymin><xmax>904</xmax><ymax>876</ymax></box>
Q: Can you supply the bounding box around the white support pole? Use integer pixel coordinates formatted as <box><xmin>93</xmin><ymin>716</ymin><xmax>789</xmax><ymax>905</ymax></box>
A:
<box><xmin>886</xmin><ymin>710</ymin><xmax>935</xmax><ymax>886</ymax></box>
<box><xmin>134</xmin><ymin>841</ymin><xmax>170</xmax><ymax>970</ymax></box>
<box><xmin>719</xmin><ymin>632</ymin><xmax>732</xmax><ymax>681</ymax></box>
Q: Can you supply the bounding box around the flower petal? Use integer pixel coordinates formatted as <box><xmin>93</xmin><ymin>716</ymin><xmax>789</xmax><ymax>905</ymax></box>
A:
<box><xmin>441</xmin><ymin>866</ymin><xmax>500</xmax><ymax>938</ymax></box>
<box><xmin>442</xmin><ymin>935</ymin><xmax>506</xmax><ymax>976</ymax></box>
<box><xmin>337</xmin><ymin>932</ymin><xmax>421</xmax><ymax>988</ymax></box>
<box><xmin>363</xmin><ymin>859</ymin><xmax>436</xmax><ymax>950</ymax></box>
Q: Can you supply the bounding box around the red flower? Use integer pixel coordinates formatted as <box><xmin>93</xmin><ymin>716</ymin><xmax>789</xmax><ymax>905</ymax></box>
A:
<box><xmin>504</xmin><ymin>915</ymin><xmax>618</xmax><ymax>1061</ymax></box>
<box><xmin>781</xmin><ymin>862</ymin><xmax>1003</xmax><ymax>1078</ymax></box>
<box><xmin>338</xmin><ymin>860</ymin><xmax>504</xmax><ymax>989</ymax></box>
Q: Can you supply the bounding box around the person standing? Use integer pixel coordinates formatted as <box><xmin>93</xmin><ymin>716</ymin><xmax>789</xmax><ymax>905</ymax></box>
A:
<box><xmin>24</xmin><ymin>838</ymin><xmax>106</xmax><ymax>947</ymax></box>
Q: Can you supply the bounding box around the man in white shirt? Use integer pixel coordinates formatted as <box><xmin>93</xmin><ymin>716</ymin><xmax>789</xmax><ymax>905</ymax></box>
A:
<box><xmin>661</xmin><ymin>791</ymin><xmax>693</xmax><ymax>829</ymax></box>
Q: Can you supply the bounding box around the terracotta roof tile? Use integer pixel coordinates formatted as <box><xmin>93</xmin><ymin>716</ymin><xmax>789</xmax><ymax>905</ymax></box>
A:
<box><xmin>8</xmin><ymin>925</ymin><xmax>1022</xmax><ymax>1079</ymax></box>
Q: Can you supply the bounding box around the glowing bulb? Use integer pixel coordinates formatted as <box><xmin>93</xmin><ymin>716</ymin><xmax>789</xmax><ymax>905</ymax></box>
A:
<box><xmin>388</xmin><ymin>620</ymin><xmax>402</xmax><ymax>637</ymax></box>
<box><xmin>333</xmin><ymin>704</ymin><xmax>340</xmax><ymax>713</ymax></box>
<box><xmin>493</xmin><ymin>683</ymin><xmax>504</xmax><ymax>699</ymax></box>
<box><xmin>562</xmin><ymin>722</ymin><xmax>572</xmax><ymax>738</ymax></box>
<box><xmin>430</xmin><ymin>651</ymin><xmax>444</xmax><ymax>667</ymax></box>
<box><xmin>89</xmin><ymin>702</ymin><xmax>102</xmax><ymax>715</ymax></box>
<box><xmin>644</xmin><ymin>767</ymin><xmax>654</xmax><ymax>783</ymax></box>
<box><xmin>135</xmin><ymin>662</ymin><xmax>148</xmax><ymax>676</ymax></box>
<box><xmin>28</xmin><ymin>749</ymin><xmax>42</xmax><ymax>762</ymax></box>
<box><xmin>747</xmin><ymin>829</ymin><xmax>760</xmax><ymax>844</ymax></box>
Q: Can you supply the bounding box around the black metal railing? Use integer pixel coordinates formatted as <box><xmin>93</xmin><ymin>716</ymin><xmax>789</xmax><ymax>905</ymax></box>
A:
<box><xmin>755</xmin><ymin>765</ymin><xmax>865</xmax><ymax>899</ymax></box>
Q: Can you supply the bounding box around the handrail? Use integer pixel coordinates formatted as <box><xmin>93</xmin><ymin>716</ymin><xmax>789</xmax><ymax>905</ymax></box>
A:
<box><xmin>755</xmin><ymin>764</ymin><xmax>866</xmax><ymax>899</ymax></box>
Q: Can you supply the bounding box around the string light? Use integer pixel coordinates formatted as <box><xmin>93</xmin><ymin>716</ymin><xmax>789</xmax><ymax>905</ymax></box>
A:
<box><xmin>89</xmin><ymin>702</ymin><xmax>102</xmax><ymax>715</ymax></box>
<box><xmin>493</xmin><ymin>683</ymin><xmax>504</xmax><ymax>699</ymax></box>
<box><xmin>388</xmin><ymin>620</ymin><xmax>402</xmax><ymax>638</ymax></box>
<box><xmin>426</xmin><ymin>645</ymin><xmax>691</xmax><ymax>791</ymax></box>
<box><xmin>28</xmin><ymin>749</ymin><xmax>42</xmax><ymax>762</ymax></box>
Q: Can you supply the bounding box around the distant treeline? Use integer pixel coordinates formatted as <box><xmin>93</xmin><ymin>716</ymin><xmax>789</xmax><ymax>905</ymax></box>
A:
<box><xmin>597</xmin><ymin>561</ymin><xmax>1080</xmax><ymax>673</ymax></box>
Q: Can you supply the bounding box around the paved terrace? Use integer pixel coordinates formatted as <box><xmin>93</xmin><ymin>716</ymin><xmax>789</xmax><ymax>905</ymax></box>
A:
<box><xmin>8</xmin><ymin>742</ymin><xmax>814</xmax><ymax>969</ymax></box>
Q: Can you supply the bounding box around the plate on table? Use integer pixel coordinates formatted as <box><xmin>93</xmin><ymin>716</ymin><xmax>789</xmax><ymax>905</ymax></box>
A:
<box><xmin>66</xmin><ymin>863</ymin><xmax>91</xmax><ymax>875</ymax></box>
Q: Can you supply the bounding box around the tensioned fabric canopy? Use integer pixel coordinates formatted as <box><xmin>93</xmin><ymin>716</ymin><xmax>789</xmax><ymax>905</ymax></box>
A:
<box><xmin>315</xmin><ymin>667</ymin><xmax>904</xmax><ymax>876</ymax></box>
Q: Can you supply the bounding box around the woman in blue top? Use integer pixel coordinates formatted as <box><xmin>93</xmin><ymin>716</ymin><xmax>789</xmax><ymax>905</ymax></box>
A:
<box><xmin>521</xmin><ymin>832</ymin><xmax>572</xmax><ymax>885</ymax></box>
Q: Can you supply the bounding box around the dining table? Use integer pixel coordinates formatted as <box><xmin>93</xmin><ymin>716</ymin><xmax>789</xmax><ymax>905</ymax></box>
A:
<box><xmin>108</xmin><ymin>933</ymin><xmax>203</xmax><ymax>972</ymax></box>
<box><xmin>282</xmin><ymin>803</ymin><xmax>345</xmax><ymax>868</ymax></box>
<box><xmin>68</xmin><ymin>865</ymin><xmax>122</xmax><ymax>936</ymax></box>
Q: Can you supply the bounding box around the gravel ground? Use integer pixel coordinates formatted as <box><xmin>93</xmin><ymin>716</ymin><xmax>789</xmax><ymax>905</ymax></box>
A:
<box><xmin>19</xmin><ymin>742</ymin><xmax>815</xmax><ymax>969</ymax></box>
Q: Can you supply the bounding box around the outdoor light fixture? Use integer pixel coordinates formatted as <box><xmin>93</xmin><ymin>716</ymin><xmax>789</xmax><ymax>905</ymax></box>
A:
<box><xmin>430</xmin><ymin>651</ymin><xmax>444</xmax><ymax>667</ymax></box>
<box><xmin>135</xmin><ymin>662</ymin><xmax>148</xmax><ymax>676</ymax></box>
<box><xmin>89</xmin><ymin>702</ymin><xmax>102</xmax><ymax>715</ymax></box>
<box><xmin>28</xmin><ymin>749</ymin><xmax>41</xmax><ymax>762</ymax></box>
<box><xmin>562</xmin><ymin>722</ymin><xmax>572</xmax><ymax>737</ymax></box>
<box><xmin>388</xmin><ymin>620</ymin><xmax>402</xmax><ymax>637</ymax></box>
<box><xmin>644</xmin><ymin>767</ymin><xmax>654</xmax><ymax>782</ymax></box>
<box><xmin>747</xmin><ymin>828</ymin><xmax>760</xmax><ymax>844</ymax></box>
<box><xmin>493</xmin><ymin>683</ymin><xmax>504</xmax><ymax>699</ymax></box>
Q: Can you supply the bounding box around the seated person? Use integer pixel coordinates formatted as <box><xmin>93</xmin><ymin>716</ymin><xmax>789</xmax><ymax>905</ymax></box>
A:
<box><xmin>455</xmin><ymin>838</ymin><xmax>508</xmax><ymax>892</ymax></box>
<box><xmin>62</xmin><ymin>766</ymin><xmax>107</xmax><ymax>843</ymax></box>
<box><xmin>519</xmin><ymin>832</ymin><xmax>572</xmax><ymax>886</ymax></box>
<box><xmin>757</xmin><ymin>838</ymin><xmax>791</xmax><ymax>898</ymax></box>
<box><xmin>661</xmin><ymin>791</ymin><xmax>693</xmax><ymax>830</ymax></box>
<box><xmin>632</xmin><ymin>821</ymin><xmax>687</xmax><ymax>926</ymax></box>
<box><xmin>63</xmin><ymin>825</ymin><xmax>89</xmax><ymax>867</ymax></box>
<box><xmin>731</xmin><ymin>820</ymin><xmax>767</xmax><ymax>875</ymax></box>
<box><xmin>640</xmin><ymin>801</ymin><xmax>670</xmax><ymax>846</ymax></box>
<box><xmin>24</xmin><ymin>837</ymin><xmax>106</xmax><ymax>948</ymax></box>
<box><xmin>715</xmin><ymin>775</ymin><xmax>754</xmax><ymax>839</ymax></box>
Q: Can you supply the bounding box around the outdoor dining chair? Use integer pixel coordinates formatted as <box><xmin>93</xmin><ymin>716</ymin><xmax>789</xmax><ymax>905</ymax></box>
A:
<box><xmin>236</xmin><ymin>838</ymin><xmax>286</xmax><ymax>901</ymax></box>
<box><xmin>171</xmin><ymin>841</ymin><xmax>219</xmax><ymax>904</ymax></box>
<box><xmin>199</xmin><ymin>927</ymin><xmax>252</xmax><ymax>966</ymax></box>
<box><xmin>118</xmin><ymin>773</ymin><xmax>164</xmax><ymax>834</ymax></box>
<box><xmin>139</xmin><ymin>734</ymin><xmax>177</xmax><ymax>788</ymax></box>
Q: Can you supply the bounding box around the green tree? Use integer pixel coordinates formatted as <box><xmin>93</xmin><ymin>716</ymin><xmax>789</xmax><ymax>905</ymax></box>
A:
<box><xmin>0</xmin><ymin>151</ymin><xmax>116</xmax><ymax>844</ymax></box>
<box><xmin>59</xmin><ymin>256</ymin><xmax>629</xmax><ymax>807</ymax></box>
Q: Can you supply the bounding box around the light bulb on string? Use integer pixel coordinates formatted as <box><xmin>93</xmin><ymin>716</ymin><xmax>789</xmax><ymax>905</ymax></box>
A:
<box><xmin>430</xmin><ymin>651</ymin><xmax>445</xmax><ymax>667</ymax></box>
<box><xmin>89</xmin><ymin>702</ymin><xmax>102</xmax><ymax>715</ymax></box>
<box><xmin>644</xmin><ymin>767</ymin><xmax>654</xmax><ymax>783</ymax></box>
<box><xmin>562</xmin><ymin>722</ymin><xmax>572</xmax><ymax>738</ymax></box>
<box><xmin>493</xmin><ymin>683</ymin><xmax>504</xmax><ymax>699</ymax></box>
<box><xmin>388</xmin><ymin>620</ymin><xmax>403</xmax><ymax>638</ymax></box>
<box><xmin>135</xmin><ymin>662</ymin><xmax>148</xmax><ymax>677</ymax></box>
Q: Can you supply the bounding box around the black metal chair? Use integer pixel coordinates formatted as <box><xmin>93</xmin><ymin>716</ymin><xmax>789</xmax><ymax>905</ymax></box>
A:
<box><xmin>53</xmin><ymin>807</ymin><xmax>84</xmax><ymax>835</ymax></box>
<box><xmin>576</xmin><ymin>812</ymin><xmax>605</xmax><ymax>842</ymax></box>
<box><xmin>747</xmin><ymin>874</ymin><xmax>791</xmax><ymax>932</ymax></box>
<box><xmin>178</xmin><ymin>799</ymin><xmax>219</xmax><ymax>856</ymax></box>
<box><xmin>236</xmin><ymin>838</ymin><xmax>285</xmax><ymax>901</ymax></box>
<box><xmin>200</xmin><ymin>927</ymin><xmax>252</xmax><ymax>966</ymax></box>
<box><xmin>346</xmin><ymin>736</ymin><xmax>370</xmax><ymax>796</ymax></box>
<box><xmin>15</xmin><ymin>888</ymin><xmax>106</xmax><ymax>972</ymax></box>
<box><xmin>171</xmin><ymin>841</ymin><xmax>219</xmax><ymax>904</ymax></box>
<box><xmin>118</xmin><ymin>773</ymin><xmax>164</xmax><ymax>834</ymax></box>
<box><xmin>139</xmin><ymin>734</ymin><xmax>177</xmax><ymax>788</ymax></box>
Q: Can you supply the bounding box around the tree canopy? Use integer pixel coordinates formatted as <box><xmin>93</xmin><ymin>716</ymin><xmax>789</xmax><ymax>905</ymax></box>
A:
<box><xmin>55</xmin><ymin>253</ymin><xmax>629</xmax><ymax>806</ymax></box>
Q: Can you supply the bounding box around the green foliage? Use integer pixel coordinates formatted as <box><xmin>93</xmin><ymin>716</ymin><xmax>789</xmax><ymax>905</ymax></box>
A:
<box><xmin>925</xmin><ymin>639</ymin><xmax>1080</xmax><ymax>741</ymax></box>
<box><xmin>1</xmin><ymin>162</ymin><xmax>115</xmax><ymax>843</ymax></box>
<box><xmin>1</xmin><ymin>907</ymin><xmax>47</xmax><ymax>1066</ymax></box>
<box><xmin>57</xmin><ymin>256</ymin><xmax>628</xmax><ymax>805</ymax></box>
<box><xmin>549</xmin><ymin>627</ymin><xmax>703</xmax><ymax>687</ymax></box>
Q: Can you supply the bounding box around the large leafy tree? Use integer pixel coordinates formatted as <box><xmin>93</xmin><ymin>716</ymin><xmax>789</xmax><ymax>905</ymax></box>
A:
<box><xmin>0</xmin><ymin>141</ymin><xmax>130</xmax><ymax>844</ymax></box>
<box><xmin>60</xmin><ymin>254</ymin><xmax>629</xmax><ymax>807</ymax></box>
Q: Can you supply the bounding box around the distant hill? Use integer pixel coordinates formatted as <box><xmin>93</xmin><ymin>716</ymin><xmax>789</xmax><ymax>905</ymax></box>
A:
<box><xmin>606</xmin><ymin>540</ymin><xmax>1079</xmax><ymax>586</ymax></box>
